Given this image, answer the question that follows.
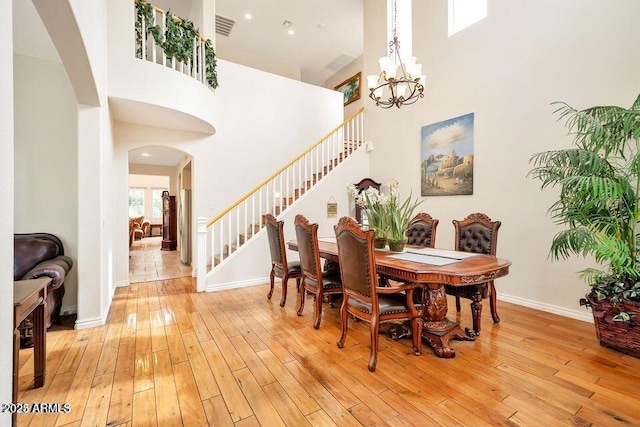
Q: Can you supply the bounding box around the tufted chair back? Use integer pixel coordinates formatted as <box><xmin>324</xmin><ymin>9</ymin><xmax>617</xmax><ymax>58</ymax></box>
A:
<box><xmin>335</xmin><ymin>217</ymin><xmax>376</xmax><ymax>300</ymax></box>
<box><xmin>453</xmin><ymin>213</ymin><xmax>500</xmax><ymax>256</ymax></box>
<box><xmin>294</xmin><ymin>215</ymin><xmax>322</xmax><ymax>282</ymax></box>
<box><xmin>406</xmin><ymin>213</ymin><xmax>439</xmax><ymax>248</ymax></box>
<box><xmin>265</xmin><ymin>214</ymin><xmax>287</xmax><ymax>268</ymax></box>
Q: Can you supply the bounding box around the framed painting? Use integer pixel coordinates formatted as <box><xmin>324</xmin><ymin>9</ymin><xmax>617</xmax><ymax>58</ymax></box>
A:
<box><xmin>421</xmin><ymin>113</ymin><xmax>474</xmax><ymax>196</ymax></box>
<box><xmin>334</xmin><ymin>72</ymin><xmax>361</xmax><ymax>106</ymax></box>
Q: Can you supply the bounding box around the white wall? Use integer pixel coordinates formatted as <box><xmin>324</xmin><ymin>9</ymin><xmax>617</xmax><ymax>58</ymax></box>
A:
<box><xmin>129</xmin><ymin>164</ymin><xmax>177</xmax><ymax>195</ymax></box>
<box><xmin>13</xmin><ymin>54</ymin><xmax>79</xmax><ymax>315</ymax></box>
<box><xmin>363</xmin><ymin>0</ymin><xmax>640</xmax><ymax>320</ymax></box>
<box><xmin>112</xmin><ymin>59</ymin><xmax>343</xmax><ymax>287</ymax></box>
<box><xmin>1</xmin><ymin>0</ymin><xmax>14</xmax><ymax>417</ymax></box>
<box><xmin>217</xmin><ymin>43</ymin><xmax>302</xmax><ymax>81</ymax></box>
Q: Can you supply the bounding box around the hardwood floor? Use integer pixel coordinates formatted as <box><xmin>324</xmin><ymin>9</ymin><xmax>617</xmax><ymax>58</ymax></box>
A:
<box><xmin>16</xmin><ymin>278</ymin><xmax>640</xmax><ymax>426</ymax></box>
<box><xmin>129</xmin><ymin>237</ymin><xmax>192</xmax><ymax>283</ymax></box>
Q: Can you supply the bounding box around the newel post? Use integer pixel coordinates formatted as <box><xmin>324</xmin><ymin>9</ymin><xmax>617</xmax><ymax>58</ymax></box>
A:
<box><xmin>196</xmin><ymin>217</ymin><xmax>208</xmax><ymax>292</ymax></box>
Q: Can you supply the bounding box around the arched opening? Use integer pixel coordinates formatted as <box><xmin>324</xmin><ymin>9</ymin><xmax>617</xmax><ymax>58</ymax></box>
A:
<box><xmin>128</xmin><ymin>146</ymin><xmax>194</xmax><ymax>283</ymax></box>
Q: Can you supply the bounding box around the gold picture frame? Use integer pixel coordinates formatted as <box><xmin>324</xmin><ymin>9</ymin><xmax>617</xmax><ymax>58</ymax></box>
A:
<box><xmin>334</xmin><ymin>72</ymin><xmax>361</xmax><ymax>106</ymax></box>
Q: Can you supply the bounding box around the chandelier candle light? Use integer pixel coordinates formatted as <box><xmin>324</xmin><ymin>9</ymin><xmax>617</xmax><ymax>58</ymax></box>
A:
<box><xmin>368</xmin><ymin>0</ymin><xmax>425</xmax><ymax>108</ymax></box>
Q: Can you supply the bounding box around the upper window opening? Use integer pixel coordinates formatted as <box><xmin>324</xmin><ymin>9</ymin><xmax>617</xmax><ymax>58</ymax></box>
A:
<box><xmin>448</xmin><ymin>0</ymin><xmax>487</xmax><ymax>37</ymax></box>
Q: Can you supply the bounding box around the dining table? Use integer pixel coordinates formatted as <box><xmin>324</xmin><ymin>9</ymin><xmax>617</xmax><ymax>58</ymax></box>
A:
<box><xmin>288</xmin><ymin>238</ymin><xmax>511</xmax><ymax>358</ymax></box>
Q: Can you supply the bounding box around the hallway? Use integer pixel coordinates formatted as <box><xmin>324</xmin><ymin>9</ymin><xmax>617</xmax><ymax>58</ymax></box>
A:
<box><xmin>129</xmin><ymin>236</ymin><xmax>192</xmax><ymax>283</ymax></box>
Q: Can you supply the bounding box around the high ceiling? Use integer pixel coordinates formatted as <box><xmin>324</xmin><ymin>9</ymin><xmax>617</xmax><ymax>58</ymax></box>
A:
<box><xmin>13</xmin><ymin>0</ymin><xmax>362</xmax><ymax>165</ymax></box>
<box><xmin>214</xmin><ymin>0</ymin><xmax>363</xmax><ymax>85</ymax></box>
<box><xmin>152</xmin><ymin>0</ymin><xmax>363</xmax><ymax>86</ymax></box>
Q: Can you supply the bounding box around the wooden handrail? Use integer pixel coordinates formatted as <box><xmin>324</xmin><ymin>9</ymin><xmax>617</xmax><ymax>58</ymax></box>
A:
<box><xmin>135</xmin><ymin>0</ymin><xmax>207</xmax><ymax>42</ymax></box>
<box><xmin>206</xmin><ymin>107</ymin><xmax>365</xmax><ymax>227</ymax></box>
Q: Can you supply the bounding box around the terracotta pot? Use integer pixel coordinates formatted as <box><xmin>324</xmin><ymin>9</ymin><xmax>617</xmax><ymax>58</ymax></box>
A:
<box><xmin>581</xmin><ymin>292</ymin><xmax>640</xmax><ymax>358</ymax></box>
<box><xmin>373</xmin><ymin>238</ymin><xmax>387</xmax><ymax>250</ymax></box>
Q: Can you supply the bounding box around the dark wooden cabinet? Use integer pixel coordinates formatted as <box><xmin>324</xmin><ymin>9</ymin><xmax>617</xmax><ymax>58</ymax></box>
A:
<box><xmin>161</xmin><ymin>191</ymin><xmax>177</xmax><ymax>251</ymax></box>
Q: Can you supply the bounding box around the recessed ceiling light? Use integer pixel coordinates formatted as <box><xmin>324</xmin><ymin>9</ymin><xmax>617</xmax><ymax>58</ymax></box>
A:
<box><xmin>244</xmin><ymin>13</ymin><xmax>252</xmax><ymax>20</ymax></box>
<box><xmin>288</xmin><ymin>29</ymin><xmax>295</xmax><ymax>36</ymax></box>
<box><xmin>141</xmin><ymin>153</ymin><xmax>150</xmax><ymax>157</ymax></box>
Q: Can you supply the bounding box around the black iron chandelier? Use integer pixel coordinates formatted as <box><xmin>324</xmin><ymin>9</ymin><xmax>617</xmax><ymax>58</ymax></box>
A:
<box><xmin>367</xmin><ymin>0</ymin><xmax>425</xmax><ymax>109</ymax></box>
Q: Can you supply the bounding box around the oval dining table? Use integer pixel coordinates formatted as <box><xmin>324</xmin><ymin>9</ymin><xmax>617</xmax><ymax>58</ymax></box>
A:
<box><xmin>288</xmin><ymin>238</ymin><xmax>512</xmax><ymax>358</ymax></box>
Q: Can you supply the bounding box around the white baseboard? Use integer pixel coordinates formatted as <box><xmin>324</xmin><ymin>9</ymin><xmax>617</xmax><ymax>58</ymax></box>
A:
<box><xmin>75</xmin><ymin>316</ymin><xmax>106</xmax><ymax>329</ymax></box>
<box><xmin>499</xmin><ymin>293</ymin><xmax>593</xmax><ymax>323</ymax></box>
<box><xmin>114</xmin><ymin>280</ymin><xmax>130</xmax><ymax>288</ymax></box>
<box><xmin>205</xmin><ymin>277</ymin><xmax>269</xmax><ymax>292</ymax></box>
<box><xmin>60</xmin><ymin>305</ymin><xmax>77</xmax><ymax>316</ymax></box>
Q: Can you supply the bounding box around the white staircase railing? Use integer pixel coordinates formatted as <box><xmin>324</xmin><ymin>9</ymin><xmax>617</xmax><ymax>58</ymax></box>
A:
<box><xmin>197</xmin><ymin>108</ymin><xmax>365</xmax><ymax>291</ymax></box>
<box><xmin>134</xmin><ymin>0</ymin><xmax>216</xmax><ymax>88</ymax></box>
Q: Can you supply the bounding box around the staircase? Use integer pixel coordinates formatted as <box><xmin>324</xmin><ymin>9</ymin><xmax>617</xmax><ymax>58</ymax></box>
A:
<box><xmin>204</xmin><ymin>108</ymin><xmax>365</xmax><ymax>277</ymax></box>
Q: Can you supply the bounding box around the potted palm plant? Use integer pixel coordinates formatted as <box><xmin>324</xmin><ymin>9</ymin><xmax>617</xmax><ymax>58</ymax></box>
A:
<box><xmin>528</xmin><ymin>94</ymin><xmax>640</xmax><ymax>357</ymax></box>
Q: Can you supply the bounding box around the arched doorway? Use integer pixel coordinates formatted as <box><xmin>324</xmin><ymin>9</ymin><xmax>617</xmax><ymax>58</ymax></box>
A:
<box><xmin>128</xmin><ymin>146</ymin><xmax>194</xmax><ymax>283</ymax></box>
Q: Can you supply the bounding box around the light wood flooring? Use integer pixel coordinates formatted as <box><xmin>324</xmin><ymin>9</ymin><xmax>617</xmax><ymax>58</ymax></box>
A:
<box><xmin>16</xmin><ymin>277</ymin><xmax>640</xmax><ymax>426</ymax></box>
<box><xmin>129</xmin><ymin>237</ymin><xmax>192</xmax><ymax>283</ymax></box>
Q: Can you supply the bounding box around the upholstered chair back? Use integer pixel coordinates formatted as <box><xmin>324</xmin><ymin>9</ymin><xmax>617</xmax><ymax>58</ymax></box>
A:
<box><xmin>335</xmin><ymin>217</ymin><xmax>376</xmax><ymax>300</ymax></box>
<box><xmin>265</xmin><ymin>214</ymin><xmax>286</xmax><ymax>268</ymax></box>
<box><xmin>453</xmin><ymin>213</ymin><xmax>501</xmax><ymax>255</ymax></box>
<box><xmin>294</xmin><ymin>215</ymin><xmax>322</xmax><ymax>281</ymax></box>
<box><xmin>406</xmin><ymin>213</ymin><xmax>439</xmax><ymax>248</ymax></box>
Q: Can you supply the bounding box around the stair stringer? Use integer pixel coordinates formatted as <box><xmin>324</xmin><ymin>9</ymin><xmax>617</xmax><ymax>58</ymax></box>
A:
<box><xmin>205</xmin><ymin>145</ymin><xmax>370</xmax><ymax>292</ymax></box>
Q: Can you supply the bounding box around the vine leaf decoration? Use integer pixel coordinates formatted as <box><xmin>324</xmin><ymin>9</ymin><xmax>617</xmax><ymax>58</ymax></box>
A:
<box><xmin>135</xmin><ymin>0</ymin><xmax>218</xmax><ymax>89</ymax></box>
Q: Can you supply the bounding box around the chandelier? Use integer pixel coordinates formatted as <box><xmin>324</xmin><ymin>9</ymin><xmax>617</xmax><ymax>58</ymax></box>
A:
<box><xmin>367</xmin><ymin>0</ymin><xmax>425</xmax><ymax>109</ymax></box>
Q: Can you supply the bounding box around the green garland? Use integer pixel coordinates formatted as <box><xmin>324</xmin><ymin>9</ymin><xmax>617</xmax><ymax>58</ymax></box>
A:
<box><xmin>205</xmin><ymin>40</ymin><xmax>219</xmax><ymax>89</ymax></box>
<box><xmin>135</xmin><ymin>0</ymin><xmax>162</xmax><ymax>56</ymax></box>
<box><xmin>134</xmin><ymin>0</ymin><xmax>219</xmax><ymax>89</ymax></box>
<box><xmin>163</xmin><ymin>10</ymin><xmax>196</xmax><ymax>63</ymax></box>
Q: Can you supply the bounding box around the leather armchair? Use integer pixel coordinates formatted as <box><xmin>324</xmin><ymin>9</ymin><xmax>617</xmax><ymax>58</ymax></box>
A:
<box><xmin>14</xmin><ymin>233</ymin><xmax>73</xmax><ymax>343</ymax></box>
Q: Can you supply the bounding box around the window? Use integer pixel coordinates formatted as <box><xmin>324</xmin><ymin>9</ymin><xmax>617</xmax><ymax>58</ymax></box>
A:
<box><xmin>128</xmin><ymin>187</ymin><xmax>144</xmax><ymax>217</ymax></box>
<box><xmin>152</xmin><ymin>188</ymin><xmax>168</xmax><ymax>218</ymax></box>
<box><xmin>448</xmin><ymin>0</ymin><xmax>487</xmax><ymax>36</ymax></box>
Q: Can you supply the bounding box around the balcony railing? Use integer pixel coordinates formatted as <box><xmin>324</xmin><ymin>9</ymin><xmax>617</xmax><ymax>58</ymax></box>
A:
<box><xmin>134</xmin><ymin>0</ymin><xmax>218</xmax><ymax>89</ymax></box>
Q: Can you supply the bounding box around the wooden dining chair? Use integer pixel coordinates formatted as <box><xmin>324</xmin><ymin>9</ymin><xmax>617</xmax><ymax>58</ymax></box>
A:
<box><xmin>265</xmin><ymin>214</ymin><xmax>303</xmax><ymax>307</ymax></box>
<box><xmin>406</xmin><ymin>212</ymin><xmax>439</xmax><ymax>248</ymax></box>
<box><xmin>294</xmin><ymin>214</ymin><xmax>343</xmax><ymax>329</ymax></box>
<box><xmin>334</xmin><ymin>216</ymin><xmax>422</xmax><ymax>372</ymax></box>
<box><xmin>446</xmin><ymin>212</ymin><xmax>502</xmax><ymax>335</ymax></box>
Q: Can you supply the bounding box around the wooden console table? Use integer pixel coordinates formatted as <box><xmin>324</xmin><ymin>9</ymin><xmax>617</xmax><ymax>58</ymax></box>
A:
<box><xmin>150</xmin><ymin>223</ymin><xmax>162</xmax><ymax>237</ymax></box>
<box><xmin>13</xmin><ymin>278</ymin><xmax>49</xmax><ymax>425</ymax></box>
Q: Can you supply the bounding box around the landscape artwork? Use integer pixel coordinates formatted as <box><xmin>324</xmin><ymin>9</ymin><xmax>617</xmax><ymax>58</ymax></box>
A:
<box><xmin>421</xmin><ymin>113</ymin><xmax>474</xmax><ymax>196</ymax></box>
<box><xmin>334</xmin><ymin>72</ymin><xmax>361</xmax><ymax>106</ymax></box>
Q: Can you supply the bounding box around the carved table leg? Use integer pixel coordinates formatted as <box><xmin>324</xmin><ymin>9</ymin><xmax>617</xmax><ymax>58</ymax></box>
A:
<box><xmin>421</xmin><ymin>283</ymin><xmax>475</xmax><ymax>358</ymax></box>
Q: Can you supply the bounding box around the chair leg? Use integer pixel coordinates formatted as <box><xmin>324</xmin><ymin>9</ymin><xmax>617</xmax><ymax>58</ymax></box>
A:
<box><xmin>267</xmin><ymin>269</ymin><xmax>275</xmax><ymax>300</ymax></box>
<box><xmin>410</xmin><ymin>318</ymin><xmax>422</xmax><ymax>356</ymax></box>
<box><xmin>489</xmin><ymin>281</ymin><xmax>500</xmax><ymax>323</ymax></box>
<box><xmin>455</xmin><ymin>296</ymin><xmax>461</xmax><ymax>312</ymax></box>
<box><xmin>368</xmin><ymin>315</ymin><xmax>380</xmax><ymax>372</ymax></box>
<box><xmin>296</xmin><ymin>278</ymin><xmax>301</xmax><ymax>292</ymax></box>
<box><xmin>313</xmin><ymin>290</ymin><xmax>323</xmax><ymax>329</ymax></box>
<box><xmin>470</xmin><ymin>291</ymin><xmax>483</xmax><ymax>335</ymax></box>
<box><xmin>336</xmin><ymin>297</ymin><xmax>349</xmax><ymax>349</ymax></box>
<box><xmin>296</xmin><ymin>279</ymin><xmax>307</xmax><ymax>316</ymax></box>
<box><xmin>279</xmin><ymin>274</ymin><xmax>289</xmax><ymax>307</ymax></box>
